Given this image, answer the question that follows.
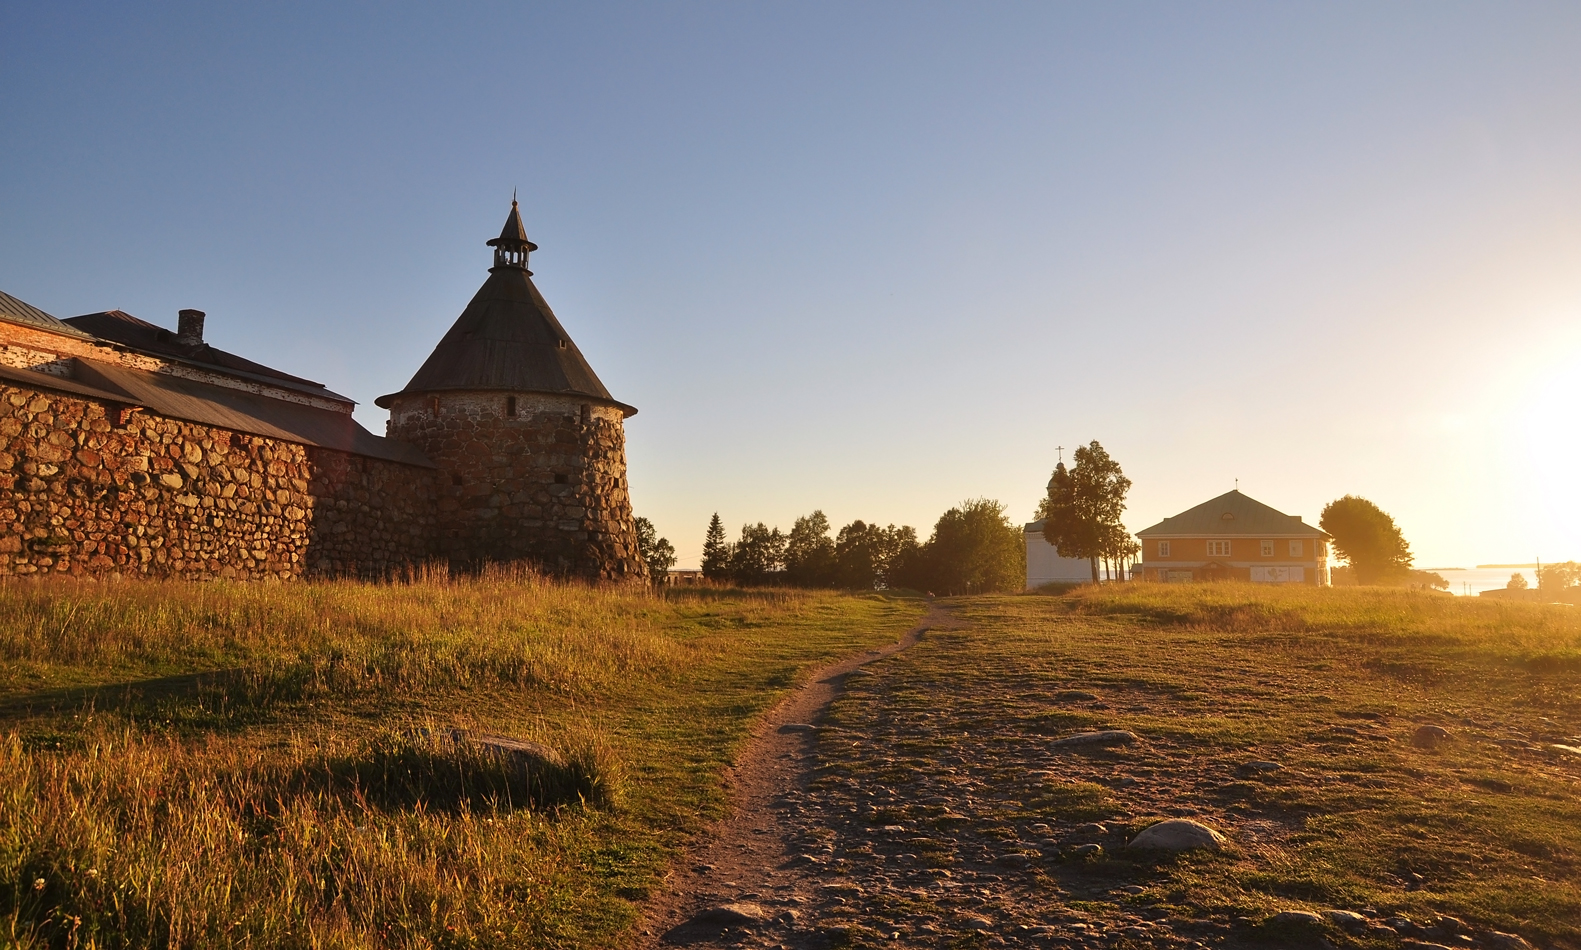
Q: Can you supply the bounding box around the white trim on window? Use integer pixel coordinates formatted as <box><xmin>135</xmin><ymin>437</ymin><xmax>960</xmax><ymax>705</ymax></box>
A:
<box><xmin>1157</xmin><ymin>541</ymin><xmax>1171</xmax><ymax>557</ymax></box>
<box><xmin>1261</xmin><ymin>540</ymin><xmax>1274</xmax><ymax>557</ymax></box>
<box><xmin>1289</xmin><ymin>540</ymin><xmax>1304</xmax><ymax>556</ymax></box>
<box><xmin>1206</xmin><ymin>539</ymin><xmax>1231</xmax><ymax>557</ymax></box>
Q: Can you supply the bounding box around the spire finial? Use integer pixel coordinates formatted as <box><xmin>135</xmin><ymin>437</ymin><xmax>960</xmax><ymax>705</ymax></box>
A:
<box><xmin>487</xmin><ymin>195</ymin><xmax>538</xmax><ymax>274</ymax></box>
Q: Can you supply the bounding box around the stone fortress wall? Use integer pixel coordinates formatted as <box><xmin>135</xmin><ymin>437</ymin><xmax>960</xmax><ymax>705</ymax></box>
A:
<box><xmin>0</xmin><ymin>379</ymin><xmax>435</xmax><ymax>580</ymax></box>
<box><xmin>385</xmin><ymin>391</ymin><xmax>643</xmax><ymax>580</ymax></box>
<box><xmin>1</xmin><ymin>202</ymin><xmax>648</xmax><ymax>583</ymax></box>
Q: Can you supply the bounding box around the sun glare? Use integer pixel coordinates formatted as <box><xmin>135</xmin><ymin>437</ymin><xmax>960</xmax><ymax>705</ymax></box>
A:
<box><xmin>1514</xmin><ymin>345</ymin><xmax>1581</xmax><ymax>555</ymax></box>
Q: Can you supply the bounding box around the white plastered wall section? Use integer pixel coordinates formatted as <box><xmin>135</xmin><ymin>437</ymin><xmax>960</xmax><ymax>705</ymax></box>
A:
<box><xmin>1024</xmin><ymin>530</ymin><xmax>1095</xmax><ymax>588</ymax></box>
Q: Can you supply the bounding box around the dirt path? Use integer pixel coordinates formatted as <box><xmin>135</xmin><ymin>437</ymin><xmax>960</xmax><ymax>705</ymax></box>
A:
<box><xmin>633</xmin><ymin>602</ymin><xmax>953</xmax><ymax>948</ymax></box>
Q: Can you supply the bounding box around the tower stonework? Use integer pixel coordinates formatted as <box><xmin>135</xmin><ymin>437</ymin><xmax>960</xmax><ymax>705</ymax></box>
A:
<box><xmin>378</xmin><ymin>202</ymin><xmax>646</xmax><ymax>580</ymax></box>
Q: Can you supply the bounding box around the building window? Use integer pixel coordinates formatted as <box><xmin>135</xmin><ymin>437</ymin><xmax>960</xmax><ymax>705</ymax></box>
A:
<box><xmin>1261</xmin><ymin>540</ymin><xmax>1274</xmax><ymax>557</ymax></box>
<box><xmin>1157</xmin><ymin>541</ymin><xmax>1171</xmax><ymax>557</ymax></box>
<box><xmin>506</xmin><ymin>395</ymin><xmax>518</xmax><ymax>417</ymax></box>
<box><xmin>1206</xmin><ymin>540</ymin><xmax>1232</xmax><ymax>557</ymax></box>
<box><xmin>1290</xmin><ymin>540</ymin><xmax>1304</xmax><ymax>556</ymax></box>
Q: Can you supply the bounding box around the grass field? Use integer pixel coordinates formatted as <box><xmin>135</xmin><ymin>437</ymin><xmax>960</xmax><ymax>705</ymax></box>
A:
<box><xmin>0</xmin><ymin>572</ymin><xmax>925</xmax><ymax>949</ymax></box>
<box><xmin>817</xmin><ymin>583</ymin><xmax>1581</xmax><ymax>948</ymax></box>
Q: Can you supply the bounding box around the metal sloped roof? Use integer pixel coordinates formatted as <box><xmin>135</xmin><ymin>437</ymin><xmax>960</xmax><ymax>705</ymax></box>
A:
<box><xmin>0</xmin><ymin>289</ymin><xmax>95</xmax><ymax>340</ymax></box>
<box><xmin>376</xmin><ymin>233</ymin><xmax>634</xmax><ymax>415</ymax></box>
<box><xmin>0</xmin><ymin>360</ymin><xmax>433</xmax><ymax>468</ymax></box>
<box><xmin>64</xmin><ymin>310</ymin><xmax>354</xmax><ymax>404</ymax></box>
<box><xmin>1135</xmin><ymin>490</ymin><xmax>1329</xmax><ymax>538</ymax></box>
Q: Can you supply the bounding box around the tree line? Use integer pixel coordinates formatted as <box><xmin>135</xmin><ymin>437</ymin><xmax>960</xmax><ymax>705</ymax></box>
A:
<box><xmin>635</xmin><ymin>439</ymin><xmax>1452</xmax><ymax>593</ymax></box>
<box><xmin>645</xmin><ymin>500</ymin><xmax>1026</xmax><ymax>595</ymax></box>
<box><xmin>630</xmin><ymin>440</ymin><xmax>1141</xmax><ymax>593</ymax></box>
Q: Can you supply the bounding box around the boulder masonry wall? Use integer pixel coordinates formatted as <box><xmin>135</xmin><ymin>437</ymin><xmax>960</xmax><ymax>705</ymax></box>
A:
<box><xmin>0</xmin><ymin>380</ymin><xmax>435</xmax><ymax>579</ymax></box>
<box><xmin>386</xmin><ymin>391</ymin><xmax>644</xmax><ymax>580</ymax></box>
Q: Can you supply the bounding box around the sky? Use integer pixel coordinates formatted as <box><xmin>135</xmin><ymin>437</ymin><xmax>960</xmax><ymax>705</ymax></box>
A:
<box><xmin>3</xmin><ymin>2</ymin><xmax>1580</xmax><ymax>569</ymax></box>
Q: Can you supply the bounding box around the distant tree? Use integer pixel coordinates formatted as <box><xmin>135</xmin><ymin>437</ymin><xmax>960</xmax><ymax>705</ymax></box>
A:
<box><xmin>784</xmin><ymin>510</ymin><xmax>837</xmax><ymax>588</ymax></box>
<box><xmin>1319</xmin><ymin>496</ymin><xmax>1413</xmax><ymax>585</ymax></box>
<box><xmin>633</xmin><ymin>517</ymin><xmax>676</xmax><ymax>584</ymax></box>
<box><xmin>1101</xmin><ymin>524</ymin><xmax>1141</xmax><ymax>582</ymax></box>
<box><xmin>1507</xmin><ymin>572</ymin><xmax>1530</xmax><ymax>591</ymax></box>
<box><xmin>1537</xmin><ymin>561</ymin><xmax>1581</xmax><ymax>593</ymax></box>
<box><xmin>833</xmin><ymin>520</ymin><xmax>918</xmax><ymax>590</ymax></box>
<box><xmin>1407</xmin><ymin>570</ymin><xmax>1449</xmax><ymax>591</ymax></box>
<box><xmin>1039</xmin><ymin>441</ymin><xmax>1132</xmax><ymax>584</ymax></box>
<box><xmin>730</xmin><ymin>522</ymin><xmax>787</xmax><ymax>585</ymax></box>
<box><xmin>701</xmin><ymin>513</ymin><xmax>732</xmax><ymax>581</ymax></box>
<box><xmin>910</xmin><ymin>499</ymin><xmax>1025</xmax><ymax>595</ymax></box>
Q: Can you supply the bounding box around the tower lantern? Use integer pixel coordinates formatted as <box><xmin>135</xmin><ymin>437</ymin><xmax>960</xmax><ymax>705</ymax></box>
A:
<box><xmin>486</xmin><ymin>199</ymin><xmax>539</xmax><ymax>274</ymax></box>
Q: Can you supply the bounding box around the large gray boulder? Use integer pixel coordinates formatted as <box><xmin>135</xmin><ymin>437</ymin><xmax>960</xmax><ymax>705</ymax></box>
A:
<box><xmin>1127</xmin><ymin>818</ymin><xmax>1226</xmax><ymax>851</ymax></box>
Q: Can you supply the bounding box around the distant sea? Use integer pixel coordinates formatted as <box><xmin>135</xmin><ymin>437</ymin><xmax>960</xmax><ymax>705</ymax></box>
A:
<box><xmin>1432</xmin><ymin>567</ymin><xmax>1539</xmax><ymax>597</ymax></box>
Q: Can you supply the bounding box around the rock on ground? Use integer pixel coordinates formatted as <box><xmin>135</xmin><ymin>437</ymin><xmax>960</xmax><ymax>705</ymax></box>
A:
<box><xmin>1127</xmin><ymin>818</ymin><xmax>1227</xmax><ymax>851</ymax></box>
<box><xmin>690</xmin><ymin>903</ymin><xmax>769</xmax><ymax>926</ymax></box>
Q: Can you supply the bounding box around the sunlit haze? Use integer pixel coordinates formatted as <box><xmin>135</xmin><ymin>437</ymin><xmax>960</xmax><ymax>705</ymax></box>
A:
<box><xmin>4</xmin><ymin>3</ymin><xmax>1579</xmax><ymax>568</ymax></box>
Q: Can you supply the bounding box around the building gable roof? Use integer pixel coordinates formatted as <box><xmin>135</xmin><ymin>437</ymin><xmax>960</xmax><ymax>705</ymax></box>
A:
<box><xmin>64</xmin><ymin>309</ymin><xmax>353</xmax><ymax>405</ymax></box>
<box><xmin>1135</xmin><ymin>490</ymin><xmax>1329</xmax><ymax>538</ymax></box>
<box><xmin>0</xmin><ymin>289</ymin><xmax>95</xmax><ymax>340</ymax></box>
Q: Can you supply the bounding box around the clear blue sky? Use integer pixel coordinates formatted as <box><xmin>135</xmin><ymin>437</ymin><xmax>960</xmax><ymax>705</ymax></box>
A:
<box><xmin>4</xmin><ymin>2</ymin><xmax>1580</xmax><ymax>568</ymax></box>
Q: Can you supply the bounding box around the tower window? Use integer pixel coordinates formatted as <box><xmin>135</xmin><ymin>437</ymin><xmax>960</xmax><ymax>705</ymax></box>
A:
<box><xmin>506</xmin><ymin>396</ymin><xmax>517</xmax><ymax>417</ymax></box>
<box><xmin>557</xmin><ymin>339</ymin><xmax>567</xmax><ymax>350</ymax></box>
<box><xmin>580</xmin><ymin>403</ymin><xmax>591</xmax><ymax>424</ymax></box>
<box><xmin>452</xmin><ymin>474</ymin><xmax>463</xmax><ymax>487</ymax></box>
<box><xmin>554</xmin><ymin>473</ymin><xmax>569</xmax><ymax>484</ymax></box>
<box><xmin>429</xmin><ymin>396</ymin><xmax>440</xmax><ymax>415</ymax></box>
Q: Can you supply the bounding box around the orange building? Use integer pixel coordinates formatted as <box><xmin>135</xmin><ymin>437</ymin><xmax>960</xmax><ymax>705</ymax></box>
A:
<box><xmin>1135</xmin><ymin>490</ymin><xmax>1331</xmax><ymax>585</ymax></box>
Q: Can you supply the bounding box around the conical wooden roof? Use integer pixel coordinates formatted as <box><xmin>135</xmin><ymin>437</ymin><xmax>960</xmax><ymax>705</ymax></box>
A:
<box><xmin>376</xmin><ymin>208</ymin><xmax>633</xmax><ymax>415</ymax></box>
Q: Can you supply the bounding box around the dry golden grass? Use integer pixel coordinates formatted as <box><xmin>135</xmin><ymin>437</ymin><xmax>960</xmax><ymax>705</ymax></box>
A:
<box><xmin>0</xmin><ymin>571</ymin><xmax>924</xmax><ymax>949</ymax></box>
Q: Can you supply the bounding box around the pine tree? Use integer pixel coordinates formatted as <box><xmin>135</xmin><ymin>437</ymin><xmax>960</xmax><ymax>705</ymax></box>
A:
<box><xmin>701</xmin><ymin>513</ymin><xmax>731</xmax><ymax>580</ymax></box>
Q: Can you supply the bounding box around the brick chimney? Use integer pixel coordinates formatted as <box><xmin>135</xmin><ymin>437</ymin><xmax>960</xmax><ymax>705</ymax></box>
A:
<box><xmin>176</xmin><ymin>309</ymin><xmax>205</xmax><ymax>346</ymax></box>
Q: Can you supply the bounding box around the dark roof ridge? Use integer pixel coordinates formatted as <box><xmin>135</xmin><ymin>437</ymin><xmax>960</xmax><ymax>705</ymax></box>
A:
<box><xmin>64</xmin><ymin>309</ymin><xmax>355</xmax><ymax>405</ymax></box>
<box><xmin>1136</xmin><ymin>489</ymin><xmax>1330</xmax><ymax>538</ymax></box>
<box><xmin>0</xmin><ymin>289</ymin><xmax>95</xmax><ymax>340</ymax></box>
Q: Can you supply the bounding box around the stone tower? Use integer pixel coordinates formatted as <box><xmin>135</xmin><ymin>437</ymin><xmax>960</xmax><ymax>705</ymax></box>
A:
<box><xmin>377</xmin><ymin>201</ymin><xmax>646</xmax><ymax>580</ymax></box>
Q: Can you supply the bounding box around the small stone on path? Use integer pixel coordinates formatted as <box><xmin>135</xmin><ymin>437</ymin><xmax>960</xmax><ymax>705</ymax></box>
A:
<box><xmin>1243</xmin><ymin>760</ymin><xmax>1282</xmax><ymax>772</ymax></box>
<box><xmin>1325</xmin><ymin>910</ymin><xmax>1367</xmax><ymax>930</ymax></box>
<box><xmin>1127</xmin><ymin>819</ymin><xmax>1226</xmax><ymax>851</ymax></box>
<box><xmin>1052</xmin><ymin>730</ymin><xmax>1139</xmax><ymax>749</ymax></box>
<box><xmin>779</xmin><ymin>723</ymin><xmax>817</xmax><ymax>733</ymax></box>
<box><xmin>1413</xmin><ymin>724</ymin><xmax>1452</xmax><ymax>748</ymax></box>
<box><xmin>1268</xmin><ymin>910</ymin><xmax>1323</xmax><ymax>926</ymax></box>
